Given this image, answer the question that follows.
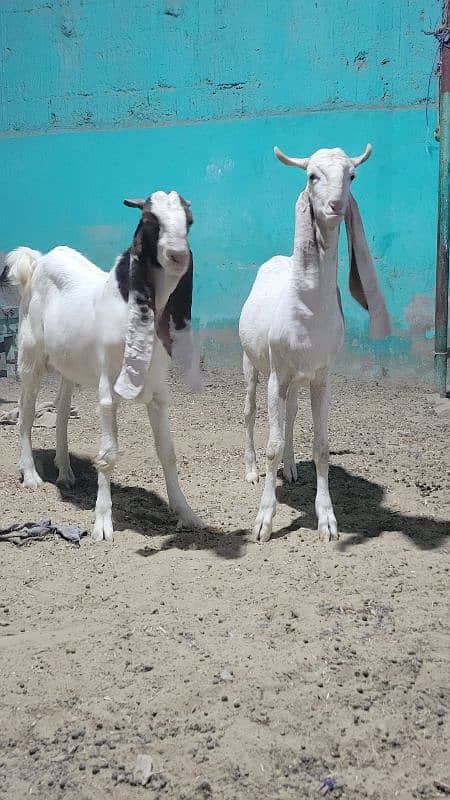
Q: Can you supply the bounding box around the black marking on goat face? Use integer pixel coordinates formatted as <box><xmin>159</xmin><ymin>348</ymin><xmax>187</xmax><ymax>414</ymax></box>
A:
<box><xmin>115</xmin><ymin>205</ymin><xmax>161</xmax><ymax>312</ymax></box>
<box><xmin>137</xmin><ymin>207</ymin><xmax>160</xmax><ymax>264</ymax></box>
<box><xmin>178</xmin><ymin>195</ymin><xmax>194</xmax><ymax>228</ymax></box>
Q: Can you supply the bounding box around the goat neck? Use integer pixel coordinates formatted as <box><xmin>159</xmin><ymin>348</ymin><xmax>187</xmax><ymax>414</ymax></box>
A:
<box><xmin>291</xmin><ymin>189</ymin><xmax>339</xmax><ymax>299</ymax></box>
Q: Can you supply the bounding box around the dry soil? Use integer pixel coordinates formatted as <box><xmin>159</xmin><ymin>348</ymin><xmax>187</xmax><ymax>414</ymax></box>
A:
<box><xmin>0</xmin><ymin>369</ymin><xmax>449</xmax><ymax>800</ymax></box>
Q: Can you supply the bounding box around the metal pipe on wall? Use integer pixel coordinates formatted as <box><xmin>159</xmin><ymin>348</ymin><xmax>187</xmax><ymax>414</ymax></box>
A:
<box><xmin>435</xmin><ymin>0</ymin><xmax>450</xmax><ymax>397</ymax></box>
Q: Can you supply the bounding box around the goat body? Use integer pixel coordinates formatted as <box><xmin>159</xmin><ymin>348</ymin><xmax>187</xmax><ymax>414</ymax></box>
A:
<box><xmin>8</xmin><ymin>191</ymin><xmax>203</xmax><ymax>540</ymax></box>
<box><xmin>19</xmin><ymin>246</ymin><xmax>165</xmax><ymax>393</ymax></box>
<box><xmin>240</xmin><ymin>250</ymin><xmax>344</xmax><ymax>381</ymax></box>
<box><xmin>239</xmin><ymin>145</ymin><xmax>390</xmax><ymax>543</ymax></box>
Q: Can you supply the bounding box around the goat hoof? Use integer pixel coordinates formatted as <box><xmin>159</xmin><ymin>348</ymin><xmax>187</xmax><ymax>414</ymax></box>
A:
<box><xmin>92</xmin><ymin>514</ymin><xmax>114</xmax><ymax>542</ymax></box>
<box><xmin>282</xmin><ymin>461</ymin><xmax>297</xmax><ymax>482</ymax></box>
<box><xmin>21</xmin><ymin>470</ymin><xmax>43</xmax><ymax>489</ymax></box>
<box><xmin>253</xmin><ymin>517</ymin><xmax>272</xmax><ymax>543</ymax></box>
<box><xmin>56</xmin><ymin>468</ymin><xmax>76</xmax><ymax>489</ymax></box>
<box><xmin>318</xmin><ymin>515</ymin><xmax>339</xmax><ymax>542</ymax></box>
<box><xmin>245</xmin><ymin>469</ymin><xmax>259</xmax><ymax>485</ymax></box>
<box><xmin>176</xmin><ymin>509</ymin><xmax>205</xmax><ymax>530</ymax></box>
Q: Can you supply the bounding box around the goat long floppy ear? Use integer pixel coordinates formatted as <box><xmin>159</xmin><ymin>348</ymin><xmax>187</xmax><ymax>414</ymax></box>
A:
<box><xmin>114</xmin><ymin>242</ymin><xmax>157</xmax><ymax>401</ymax></box>
<box><xmin>345</xmin><ymin>194</ymin><xmax>392</xmax><ymax>340</ymax></box>
<box><xmin>157</xmin><ymin>251</ymin><xmax>202</xmax><ymax>392</ymax></box>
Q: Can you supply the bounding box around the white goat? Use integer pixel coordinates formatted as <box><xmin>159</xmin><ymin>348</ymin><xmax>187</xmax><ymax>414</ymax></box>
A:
<box><xmin>239</xmin><ymin>144</ymin><xmax>391</xmax><ymax>543</ymax></box>
<box><xmin>7</xmin><ymin>190</ymin><xmax>204</xmax><ymax>541</ymax></box>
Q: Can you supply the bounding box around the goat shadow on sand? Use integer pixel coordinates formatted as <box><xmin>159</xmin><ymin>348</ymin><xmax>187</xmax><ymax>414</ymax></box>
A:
<box><xmin>274</xmin><ymin>460</ymin><xmax>449</xmax><ymax>551</ymax></box>
<box><xmin>31</xmin><ymin>450</ymin><xmax>448</xmax><ymax>556</ymax></box>
<box><xmin>33</xmin><ymin>449</ymin><xmax>247</xmax><ymax>560</ymax></box>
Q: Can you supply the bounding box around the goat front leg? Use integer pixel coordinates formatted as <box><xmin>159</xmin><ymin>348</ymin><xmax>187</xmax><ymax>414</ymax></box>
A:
<box><xmin>54</xmin><ymin>378</ymin><xmax>75</xmax><ymax>487</ymax></box>
<box><xmin>147</xmin><ymin>396</ymin><xmax>204</xmax><ymax>529</ymax></box>
<box><xmin>243</xmin><ymin>352</ymin><xmax>259</xmax><ymax>483</ymax></box>
<box><xmin>310</xmin><ymin>370</ymin><xmax>338</xmax><ymax>541</ymax></box>
<box><xmin>18</xmin><ymin>360</ymin><xmax>44</xmax><ymax>489</ymax></box>
<box><xmin>93</xmin><ymin>378</ymin><xmax>118</xmax><ymax>542</ymax></box>
<box><xmin>253</xmin><ymin>371</ymin><xmax>286</xmax><ymax>542</ymax></box>
<box><xmin>283</xmin><ymin>382</ymin><xmax>298</xmax><ymax>482</ymax></box>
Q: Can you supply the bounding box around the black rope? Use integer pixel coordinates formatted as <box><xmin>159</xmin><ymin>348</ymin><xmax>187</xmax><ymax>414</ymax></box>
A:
<box><xmin>424</xmin><ymin>25</ymin><xmax>450</xmax><ymax>48</ymax></box>
<box><xmin>423</xmin><ymin>17</ymin><xmax>450</xmax><ymax>127</ymax></box>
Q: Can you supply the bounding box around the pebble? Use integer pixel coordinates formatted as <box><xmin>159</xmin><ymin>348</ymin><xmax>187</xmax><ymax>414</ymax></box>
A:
<box><xmin>434</xmin><ymin>780</ymin><xmax>450</xmax><ymax>794</ymax></box>
<box><xmin>219</xmin><ymin>670</ymin><xmax>234</xmax><ymax>683</ymax></box>
<box><xmin>133</xmin><ymin>753</ymin><xmax>154</xmax><ymax>786</ymax></box>
<box><xmin>71</xmin><ymin>727</ymin><xmax>86</xmax><ymax>740</ymax></box>
<box><xmin>196</xmin><ymin>780</ymin><xmax>212</xmax><ymax>796</ymax></box>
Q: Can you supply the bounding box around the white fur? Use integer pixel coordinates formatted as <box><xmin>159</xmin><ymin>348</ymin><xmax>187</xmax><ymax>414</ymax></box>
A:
<box><xmin>7</xmin><ymin>247</ymin><xmax>43</xmax><ymax>293</ymax></box>
<box><xmin>152</xmin><ymin>190</ymin><xmax>188</xmax><ymax>258</ymax></box>
<box><xmin>8</xmin><ymin>193</ymin><xmax>203</xmax><ymax>540</ymax></box>
<box><xmin>239</xmin><ymin>146</ymin><xmax>372</xmax><ymax>543</ymax></box>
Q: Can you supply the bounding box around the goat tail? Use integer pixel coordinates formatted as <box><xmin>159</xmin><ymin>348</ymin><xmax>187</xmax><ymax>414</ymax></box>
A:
<box><xmin>5</xmin><ymin>247</ymin><xmax>42</xmax><ymax>295</ymax></box>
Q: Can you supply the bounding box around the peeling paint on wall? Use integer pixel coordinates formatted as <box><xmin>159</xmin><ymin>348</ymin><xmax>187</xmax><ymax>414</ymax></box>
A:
<box><xmin>0</xmin><ymin>0</ymin><xmax>441</xmax><ymax>136</ymax></box>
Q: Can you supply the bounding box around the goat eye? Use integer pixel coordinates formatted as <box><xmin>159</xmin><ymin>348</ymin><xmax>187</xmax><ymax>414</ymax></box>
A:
<box><xmin>350</xmin><ymin>174</ymin><xmax>355</xmax><ymax>181</ymax></box>
<box><xmin>309</xmin><ymin>173</ymin><xmax>318</xmax><ymax>182</ymax></box>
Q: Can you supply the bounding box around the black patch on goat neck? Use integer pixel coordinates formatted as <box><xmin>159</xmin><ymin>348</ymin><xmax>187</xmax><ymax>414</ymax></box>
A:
<box><xmin>115</xmin><ymin>210</ymin><xmax>161</xmax><ymax>309</ymax></box>
<box><xmin>130</xmin><ymin>253</ymin><xmax>157</xmax><ymax>323</ymax></box>
<box><xmin>115</xmin><ymin>248</ymin><xmax>158</xmax><ymax>322</ymax></box>
<box><xmin>115</xmin><ymin>248</ymin><xmax>132</xmax><ymax>302</ymax></box>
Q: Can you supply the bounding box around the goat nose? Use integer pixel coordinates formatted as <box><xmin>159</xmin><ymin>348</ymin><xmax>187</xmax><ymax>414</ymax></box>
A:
<box><xmin>329</xmin><ymin>200</ymin><xmax>344</xmax><ymax>214</ymax></box>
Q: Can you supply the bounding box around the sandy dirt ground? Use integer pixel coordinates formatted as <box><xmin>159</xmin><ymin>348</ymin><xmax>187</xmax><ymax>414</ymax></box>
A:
<box><xmin>0</xmin><ymin>368</ymin><xmax>449</xmax><ymax>800</ymax></box>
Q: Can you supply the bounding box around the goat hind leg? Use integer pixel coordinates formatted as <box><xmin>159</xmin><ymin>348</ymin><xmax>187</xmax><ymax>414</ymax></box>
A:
<box><xmin>243</xmin><ymin>352</ymin><xmax>259</xmax><ymax>483</ymax></box>
<box><xmin>310</xmin><ymin>371</ymin><xmax>338</xmax><ymax>541</ymax></box>
<box><xmin>283</xmin><ymin>382</ymin><xmax>298</xmax><ymax>482</ymax></box>
<box><xmin>19</xmin><ymin>361</ymin><xmax>44</xmax><ymax>489</ymax></box>
<box><xmin>147</xmin><ymin>397</ymin><xmax>204</xmax><ymax>529</ymax></box>
<box><xmin>55</xmin><ymin>378</ymin><xmax>75</xmax><ymax>487</ymax></box>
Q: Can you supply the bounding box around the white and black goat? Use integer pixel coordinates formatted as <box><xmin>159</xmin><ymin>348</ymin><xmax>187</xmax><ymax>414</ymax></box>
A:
<box><xmin>7</xmin><ymin>190</ymin><xmax>204</xmax><ymax>540</ymax></box>
<box><xmin>239</xmin><ymin>145</ymin><xmax>391</xmax><ymax>543</ymax></box>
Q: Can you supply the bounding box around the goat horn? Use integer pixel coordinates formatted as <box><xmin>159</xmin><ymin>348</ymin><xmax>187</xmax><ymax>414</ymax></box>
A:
<box><xmin>273</xmin><ymin>146</ymin><xmax>309</xmax><ymax>170</ymax></box>
<box><xmin>123</xmin><ymin>198</ymin><xmax>146</xmax><ymax>209</ymax></box>
<box><xmin>351</xmin><ymin>143</ymin><xmax>372</xmax><ymax>167</ymax></box>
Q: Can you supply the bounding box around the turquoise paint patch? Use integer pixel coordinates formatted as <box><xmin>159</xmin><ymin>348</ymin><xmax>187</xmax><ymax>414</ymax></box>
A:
<box><xmin>0</xmin><ymin>0</ymin><xmax>440</xmax><ymax>135</ymax></box>
<box><xmin>0</xmin><ymin>0</ymin><xmax>443</xmax><ymax>377</ymax></box>
<box><xmin>0</xmin><ymin>108</ymin><xmax>439</xmax><ymax>343</ymax></box>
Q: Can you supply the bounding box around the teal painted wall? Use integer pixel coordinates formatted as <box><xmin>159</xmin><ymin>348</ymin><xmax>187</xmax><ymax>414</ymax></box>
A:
<box><xmin>0</xmin><ymin>0</ymin><xmax>442</xmax><ymax>375</ymax></box>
